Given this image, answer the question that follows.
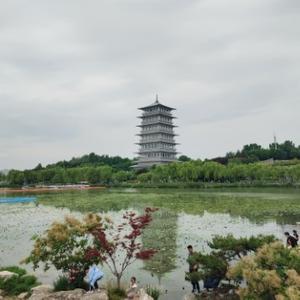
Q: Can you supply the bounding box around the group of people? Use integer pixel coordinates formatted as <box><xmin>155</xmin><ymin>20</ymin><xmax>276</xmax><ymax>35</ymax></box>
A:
<box><xmin>285</xmin><ymin>229</ymin><xmax>299</xmax><ymax>248</ymax></box>
<box><xmin>84</xmin><ymin>265</ymin><xmax>138</xmax><ymax>299</ymax></box>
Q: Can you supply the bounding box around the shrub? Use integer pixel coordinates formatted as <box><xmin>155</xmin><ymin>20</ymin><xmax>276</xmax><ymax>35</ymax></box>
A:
<box><xmin>187</xmin><ymin>251</ymin><xmax>228</xmax><ymax>283</ymax></box>
<box><xmin>107</xmin><ymin>286</ymin><xmax>126</xmax><ymax>300</ymax></box>
<box><xmin>53</xmin><ymin>274</ymin><xmax>89</xmax><ymax>291</ymax></box>
<box><xmin>24</xmin><ymin>214</ymin><xmax>104</xmax><ymax>287</ymax></box>
<box><xmin>53</xmin><ymin>275</ymin><xmax>71</xmax><ymax>291</ymax></box>
<box><xmin>0</xmin><ymin>267</ymin><xmax>39</xmax><ymax>296</ymax></box>
<box><xmin>186</xmin><ymin>234</ymin><xmax>277</xmax><ymax>285</ymax></box>
<box><xmin>228</xmin><ymin>241</ymin><xmax>300</xmax><ymax>299</ymax></box>
<box><xmin>0</xmin><ymin>266</ymin><xmax>27</xmax><ymax>276</ymax></box>
<box><xmin>105</xmin><ymin>280</ymin><xmax>127</xmax><ymax>300</ymax></box>
<box><xmin>208</xmin><ymin>234</ymin><xmax>277</xmax><ymax>259</ymax></box>
<box><xmin>146</xmin><ymin>285</ymin><xmax>161</xmax><ymax>300</ymax></box>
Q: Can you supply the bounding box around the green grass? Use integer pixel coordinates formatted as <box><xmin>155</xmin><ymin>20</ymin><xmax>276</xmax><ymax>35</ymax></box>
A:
<box><xmin>36</xmin><ymin>187</ymin><xmax>300</xmax><ymax>223</ymax></box>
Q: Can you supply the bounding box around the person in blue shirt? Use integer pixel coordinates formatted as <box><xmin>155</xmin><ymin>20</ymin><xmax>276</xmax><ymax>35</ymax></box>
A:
<box><xmin>85</xmin><ymin>264</ymin><xmax>104</xmax><ymax>291</ymax></box>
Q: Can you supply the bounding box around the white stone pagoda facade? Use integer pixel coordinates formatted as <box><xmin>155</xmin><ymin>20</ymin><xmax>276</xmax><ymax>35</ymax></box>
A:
<box><xmin>133</xmin><ymin>96</ymin><xmax>178</xmax><ymax>169</ymax></box>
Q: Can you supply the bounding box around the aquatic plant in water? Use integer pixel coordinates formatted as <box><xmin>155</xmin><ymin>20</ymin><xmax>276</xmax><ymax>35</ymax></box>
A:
<box><xmin>37</xmin><ymin>188</ymin><xmax>300</xmax><ymax>224</ymax></box>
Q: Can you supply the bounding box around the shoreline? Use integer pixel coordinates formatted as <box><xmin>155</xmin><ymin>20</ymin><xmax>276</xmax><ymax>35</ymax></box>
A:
<box><xmin>0</xmin><ymin>186</ymin><xmax>106</xmax><ymax>194</ymax></box>
<box><xmin>0</xmin><ymin>182</ymin><xmax>299</xmax><ymax>195</ymax></box>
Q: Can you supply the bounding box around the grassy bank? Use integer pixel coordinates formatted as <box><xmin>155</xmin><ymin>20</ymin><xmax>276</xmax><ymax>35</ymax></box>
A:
<box><xmin>111</xmin><ymin>180</ymin><xmax>300</xmax><ymax>189</ymax></box>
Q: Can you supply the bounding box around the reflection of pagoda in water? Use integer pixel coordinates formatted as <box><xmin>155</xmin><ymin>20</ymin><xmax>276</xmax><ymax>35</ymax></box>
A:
<box><xmin>142</xmin><ymin>209</ymin><xmax>178</xmax><ymax>283</ymax></box>
<box><xmin>133</xmin><ymin>95</ymin><xmax>178</xmax><ymax>169</ymax></box>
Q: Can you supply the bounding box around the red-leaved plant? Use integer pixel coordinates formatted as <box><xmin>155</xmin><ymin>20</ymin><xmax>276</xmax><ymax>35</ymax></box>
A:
<box><xmin>85</xmin><ymin>207</ymin><xmax>158</xmax><ymax>288</ymax></box>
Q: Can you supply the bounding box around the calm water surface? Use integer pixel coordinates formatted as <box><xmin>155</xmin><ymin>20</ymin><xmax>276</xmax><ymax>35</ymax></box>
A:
<box><xmin>0</xmin><ymin>188</ymin><xmax>299</xmax><ymax>300</ymax></box>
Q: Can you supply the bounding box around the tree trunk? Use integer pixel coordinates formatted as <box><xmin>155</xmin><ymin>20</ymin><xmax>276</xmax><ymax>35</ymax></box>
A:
<box><xmin>117</xmin><ymin>275</ymin><xmax>121</xmax><ymax>289</ymax></box>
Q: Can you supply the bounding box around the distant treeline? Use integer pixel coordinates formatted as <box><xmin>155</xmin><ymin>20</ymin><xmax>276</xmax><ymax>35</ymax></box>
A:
<box><xmin>136</xmin><ymin>159</ymin><xmax>300</xmax><ymax>185</ymax></box>
<box><xmin>212</xmin><ymin>140</ymin><xmax>300</xmax><ymax>164</ymax></box>
<box><xmin>45</xmin><ymin>153</ymin><xmax>133</xmax><ymax>170</ymax></box>
<box><xmin>1</xmin><ymin>141</ymin><xmax>300</xmax><ymax>187</ymax></box>
<box><xmin>2</xmin><ymin>153</ymin><xmax>135</xmax><ymax>186</ymax></box>
<box><xmin>2</xmin><ymin>159</ymin><xmax>300</xmax><ymax>187</ymax></box>
<box><xmin>5</xmin><ymin>166</ymin><xmax>135</xmax><ymax>186</ymax></box>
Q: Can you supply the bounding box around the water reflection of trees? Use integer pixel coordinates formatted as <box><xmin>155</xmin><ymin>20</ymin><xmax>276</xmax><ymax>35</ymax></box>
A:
<box><xmin>38</xmin><ymin>189</ymin><xmax>300</xmax><ymax>225</ymax></box>
<box><xmin>142</xmin><ymin>209</ymin><xmax>178</xmax><ymax>282</ymax></box>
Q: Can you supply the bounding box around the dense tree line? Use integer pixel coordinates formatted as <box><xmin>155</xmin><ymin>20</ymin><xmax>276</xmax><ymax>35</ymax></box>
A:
<box><xmin>137</xmin><ymin>160</ymin><xmax>300</xmax><ymax>185</ymax></box>
<box><xmin>4</xmin><ymin>166</ymin><xmax>135</xmax><ymax>186</ymax></box>
<box><xmin>1</xmin><ymin>141</ymin><xmax>300</xmax><ymax>187</ymax></box>
<box><xmin>2</xmin><ymin>159</ymin><xmax>300</xmax><ymax>187</ymax></box>
<box><xmin>0</xmin><ymin>153</ymin><xmax>135</xmax><ymax>186</ymax></box>
<box><xmin>212</xmin><ymin>140</ymin><xmax>300</xmax><ymax>164</ymax></box>
<box><xmin>45</xmin><ymin>153</ymin><xmax>134</xmax><ymax>171</ymax></box>
<box><xmin>0</xmin><ymin>172</ymin><xmax>6</xmax><ymax>182</ymax></box>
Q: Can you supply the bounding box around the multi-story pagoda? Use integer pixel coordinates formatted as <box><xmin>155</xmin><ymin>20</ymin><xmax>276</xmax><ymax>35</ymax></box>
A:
<box><xmin>133</xmin><ymin>96</ymin><xmax>178</xmax><ymax>169</ymax></box>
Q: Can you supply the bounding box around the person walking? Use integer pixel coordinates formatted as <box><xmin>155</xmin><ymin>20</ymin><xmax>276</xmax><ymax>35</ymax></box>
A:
<box><xmin>187</xmin><ymin>245</ymin><xmax>200</xmax><ymax>294</ymax></box>
<box><xmin>86</xmin><ymin>264</ymin><xmax>104</xmax><ymax>292</ymax></box>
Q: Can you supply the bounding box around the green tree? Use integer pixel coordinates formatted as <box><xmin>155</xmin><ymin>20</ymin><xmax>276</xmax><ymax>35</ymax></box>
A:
<box><xmin>51</xmin><ymin>168</ymin><xmax>67</xmax><ymax>184</ymax></box>
<box><xmin>7</xmin><ymin>170</ymin><xmax>24</xmax><ymax>186</ymax></box>
<box><xmin>24</xmin><ymin>214</ymin><xmax>104</xmax><ymax>287</ymax></box>
<box><xmin>86</xmin><ymin>168</ymin><xmax>101</xmax><ymax>184</ymax></box>
<box><xmin>99</xmin><ymin>166</ymin><xmax>113</xmax><ymax>184</ymax></box>
<box><xmin>178</xmin><ymin>155</ymin><xmax>192</xmax><ymax>162</ymax></box>
<box><xmin>186</xmin><ymin>234</ymin><xmax>276</xmax><ymax>286</ymax></box>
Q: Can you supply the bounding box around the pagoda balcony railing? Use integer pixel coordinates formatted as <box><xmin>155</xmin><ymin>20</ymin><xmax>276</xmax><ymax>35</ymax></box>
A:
<box><xmin>138</xmin><ymin>138</ymin><xmax>177</xmax><ymax>144</ymax></box>
<box><xmin>139</xmin><ymin>120</ymin><xmax>175</xmax><ymax>126</ymax></box>
<box><xmin>137</xmin><ymin>157</ymin><xmax>177</xmax><ymax>163</ymax></box>
<box><xmin>139</xmin><ymin>128</ymin><xmax>176</xmax><ymax>135</ymax></box>
<box><xmin>138</xmin><ymin>148</ymin><xmax>178</xmax><ymax>154</ymax></box>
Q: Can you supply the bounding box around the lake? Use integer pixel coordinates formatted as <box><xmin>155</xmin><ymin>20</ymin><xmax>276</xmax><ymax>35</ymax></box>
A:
<box><xmin>0</xmin><ymin>187</ymin><xmax>300</xmax><ymax>299</ymax></box>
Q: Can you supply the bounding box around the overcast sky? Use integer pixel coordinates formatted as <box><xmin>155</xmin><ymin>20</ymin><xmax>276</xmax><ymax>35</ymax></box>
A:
<box><xmin>1</xmin><ymin>0</ymin><xmax>300</xmax><ymax>170</ymax></box>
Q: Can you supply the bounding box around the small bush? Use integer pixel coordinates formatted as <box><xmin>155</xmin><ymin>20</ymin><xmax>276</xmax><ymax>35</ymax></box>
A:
<box><xmin>146</xmin><ymin>285</ymin><xmax>161</xmax><ymax>300</ymax></box>
<box><xmin>107</xmin><ymin>286</ymin><xmax>126</xmax><ymax>300</ymax></box>
<box><xmin>53</xmin><ymin>275</ymin><xmax>71</xmax><ymax>291</ymax></box>
<box><xmin>0</xmin><ymin>266</ymin><xmax>39</xmax><ymax>296</ymax></box>
<box><xmin>53</xmin><ymin>274</ymin><xmax>89</xmax><ymax>291</ymax></box>
<box><xmin>0</xmin><ymin>274</ymin><xmax>38</xmax><ymax>296</ymax></box>
<box><xmin>0</xmin><ymin>266</ymin><xmax>27</xmax><ymax>276</ymax></box>
<box><xmin>228</xmin><ymin>241</ymin><xmax>300</xmax><ymax>299</ymax></box>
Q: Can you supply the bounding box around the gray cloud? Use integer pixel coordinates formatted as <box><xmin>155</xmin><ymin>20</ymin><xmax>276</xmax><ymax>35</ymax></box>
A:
<box><xmin>0</xmin><ymin>0</ymin><xmax>300</xmax><ymax>169</ymax></box>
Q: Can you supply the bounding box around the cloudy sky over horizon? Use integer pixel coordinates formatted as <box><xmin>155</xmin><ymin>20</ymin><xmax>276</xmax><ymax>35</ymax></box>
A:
<box><xmin>1</xmin><ymin>0</ymin><xmax>300</xmax><ymax>170</ymax></box>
